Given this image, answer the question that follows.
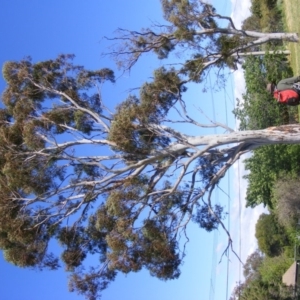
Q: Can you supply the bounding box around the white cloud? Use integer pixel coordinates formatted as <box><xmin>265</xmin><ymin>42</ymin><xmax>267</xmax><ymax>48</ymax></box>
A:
<box><xmin>226</xmin><ymin>159</ymin><xmax>267</xmax><ymax>294</ymax></box>
<box><xmin>231</xmin><ymin>0</ymin><xmax>251</xmax><ymax>28</ymax></box>
<box><xmin>231</xmin><ymin>160</ymin><xmax>268</xmax><ymax>259</ymax></box>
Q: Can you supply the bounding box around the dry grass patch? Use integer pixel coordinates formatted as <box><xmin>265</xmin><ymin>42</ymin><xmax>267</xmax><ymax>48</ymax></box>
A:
<box><xmin>282</xmin><ymin>0</ymin><xmax>300</xmax><ymax>74</ymax></box>
<box><xmin>282</xmin><ymin>0</ymin><xmax>300</xmax><ymax>120</ymax></box>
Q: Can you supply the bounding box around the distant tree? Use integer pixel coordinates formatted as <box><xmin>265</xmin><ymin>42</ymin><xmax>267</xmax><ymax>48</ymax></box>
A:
<box><xmin>233</xmin><ymin>53</ymin><xmax>293</xmax><ymax>131</ymax></box>
<box><xmin>242</xmin><ymin>14</ymin><xmax>261</xmax><ymax>32</ymax></box>
<box><xmin>230</xmin><ymin>277</ymin><xmax>293</xmax><ymax>300</ymax></box>
<box><xmin>246</xmin><ymin>0</ymin><xmax>284</xmax><ymax>33</ymax></box>
<box><xmin>259</xmin><ymin>254</ymin><xmax>293</xmax><ymax>286</ymax></box>
<box><xmin>244</xmin><ymin>144</ymin><xmax>300</xmax><ymax>208</ymax></box>
<box><xmin>255</xmin><ymin>214</ymin><xmax>291</xmax><ymax>256</ymax></box>
<box><xmin>273</xmin><ymin>177</ymin><xmax>300</xmax><ymax>228</ymax></box>
<box><xmin>243</xmin><ymin>250</ymin><xmax>264</xmax><ymax>283</ymax></box>
<box><xmin>234</xmin><ymin>51</ymin><xmax>299</xmax><ymax>209</ymax></box>
<box><xmin>230</xmin><ymin>250</ymin><xmax>294</xmax><ymax>300</ymax></box>
<box><xmin>229</xmin><ymin>250</ymin><xmax>270</xmax><ymax>300</ymax></box>
<box><xmin>233</xmin><ymin>18</ymin><xmax>297</xmax><ymax>210</ymax></box>
<box><xmin>0</xmin><ymin>1</ymin><xmax>300</xmax><ymax>299</ymax></box>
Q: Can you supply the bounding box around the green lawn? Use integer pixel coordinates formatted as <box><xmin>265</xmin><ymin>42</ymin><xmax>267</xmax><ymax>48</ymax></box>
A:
<box><xmin>282</xmin><ymin>0</ymin><xmax>300</xmax><ymax>74</ymax></box>
<box><xmin>282</xmin><ymin>0</ymin><xmax>300</xmax><ymax>120</ymax></box>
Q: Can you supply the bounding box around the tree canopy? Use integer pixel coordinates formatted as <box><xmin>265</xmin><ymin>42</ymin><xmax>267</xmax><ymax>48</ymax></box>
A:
<box><xmin>0</xmin><ymin>1</ymin><xmax>300</xmax><ymax>299</ymax></box>
<box><xmin>109</xmin><ymin>0</ymin><xmax>298</xmax><ymax>75</ymax></box>
<box><xmin>230</xmin><ymin>250</ymin><xmax>294</xmax><ymax>300</ymax></box>
<box><xmin>255</xmin><ymin>213</ymin><xmax>291</xmax><ymax>257</ymax></box>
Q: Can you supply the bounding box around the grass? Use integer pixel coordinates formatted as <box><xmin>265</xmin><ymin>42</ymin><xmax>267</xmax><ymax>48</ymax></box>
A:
<box><xmin>282</xmin><ymin>0</ymin><xmax>300</xmax><ymax>120</ymax></box>
<box><xmin>282</xmin><ymin>0</ymin><xmax>300</xmax><ymax>74</ymax></box>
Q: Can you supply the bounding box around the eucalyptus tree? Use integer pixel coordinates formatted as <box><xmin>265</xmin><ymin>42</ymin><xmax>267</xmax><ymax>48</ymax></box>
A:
<box><xmin>0</xmin><ymin>1</ymin><xmax>300</xmax><ymax>299</ymax></box>
<box><xmin>108</xmin><ymin>0</ymin><xmax>298</xmax><ymax>74</ymax></box>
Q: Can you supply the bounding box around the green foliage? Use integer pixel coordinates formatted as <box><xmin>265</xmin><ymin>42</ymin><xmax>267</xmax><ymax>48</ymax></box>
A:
<box><xmin>232</xmin><ymin>279</ymin><xmax>293</xmax><ymax>300</ymax></box>
<box><xmin>242</xmin><ymin>14</ymin><xmax>261</xmax><ymax>31</ymax></box>
<box><xmin>112</xmin><ymin>0</ymin><xmax>291</xmax><ymax>75</ymax></box>
<box><xmin>0</xmin><ymin>195</ymin><xmax>59</xmax><ymax>269</ymax></box>
<box><xmin>109</xmin><ymin>67</ymin><xmax>185</xmax><ymax>157</ymax></box>
<box><xmin>88</xmin><ymin>177</ymin><xmax>183</xmax><ymax>280</ymax></box>
<box><xmin>193</xmin><ymin>204</ymin><xmax>223</xmax><ymax>231</ymax></box>
<box><xmin>0</xmin><ymin>54</ymin><xmax>119</xmax><ymax>296</ymax></box>
<box><xmin>255</xmin><ymin>213</ymin><xmax>291</xmax><ymax>257</ymax></box>
<box><xmin>69</xmin><ymin>267</ymin><xmax>116</xmax><ymax>300</ymax></box>
<box><xmin>234</xmin><ymin>54</ymin><xmax>293</xmax><ymax>131</ymax></box>
<box><xmin>0</xmin><ymin>55</ymin><xmax>112</xmax><ymax>203</ymax></box>
<box><xmin>161</xmin><ymin>0</ymin><xmax>216</xmax><ymax>34</ymax></box>
<box><xmin>237</xmin><ymin>50</ymin><xmax>300</xmax><ymax>211</ymax></box>
<box><xmin>243</xmin><ymin>250</ymin><xmax>264</xmax><ymax>282</ymax></box>
<box><xmin>259</xmin><ymin>254</ymin><xmax>293</xmax><ymax>285</ymax></box>
<box><xmin>273</xmin><ymin>177</ymin><xmax>300</xmax><ymax>229</ymax></box>
<box><xmin>245</xmin><ymin>144</ymin><xmax>300</xmax><ymax>208</ymax></box>
<box><xmin>197</xmin><ymin>156</ymin><xmax>224</xmax><ymax>186</ymax></box>
<box><xmin>58</xmin><ymin>227</ymin><xmax>87</xmax><ymax>271</ymax></box>
<box><xmin>247</xmin><ymin>0</ymin><xmax>284</xmax><ymax>33</ymax></box>
<box><xmin>230</xmin><ymin>250</ymin><xmax>294</xmax><ymax>300</ymax></box>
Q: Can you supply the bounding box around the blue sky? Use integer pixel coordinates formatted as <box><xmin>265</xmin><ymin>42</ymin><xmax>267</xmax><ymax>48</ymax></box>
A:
<box><xmin>0</xmin><ymin>1</ymin><xmax>264</xmax><ymax>299</ymax></box>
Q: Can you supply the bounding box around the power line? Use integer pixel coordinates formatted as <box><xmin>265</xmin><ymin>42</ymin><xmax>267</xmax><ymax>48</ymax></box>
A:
<box><xmin>208</xmin><ymin>67</ymin><xmax>235</xmax><ymax>300</ymax></box>
<box><xmin>238</xmin><ymin>160</ymin><xmax>242</xmax><ymax>300</ymax></box>
<box><xmin>207</xmin><ymin>66</ymin><xmax>236</xmax><ymax>300</ymax></box>
<box><xmin>208</xmin><ymin>72</ymin><xmax>218</xmax><ymax>300</ymax></box>
<box><xmin>224</xmin><ymin>73</ymin><xmax>231</xmax><ymax>300</ymax></box>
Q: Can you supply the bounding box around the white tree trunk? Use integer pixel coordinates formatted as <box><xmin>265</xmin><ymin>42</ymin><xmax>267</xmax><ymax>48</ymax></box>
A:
<box><xmin>210</xmin><ymin>50</ymin><xmax>290</xmax><ymax>58</ymax></box>
<box><xmin>149</xmin><ymin>124</ymin><xmax>300</xmax><ymax>158</ymax></box>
